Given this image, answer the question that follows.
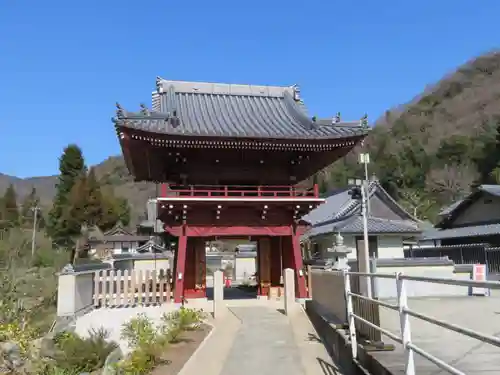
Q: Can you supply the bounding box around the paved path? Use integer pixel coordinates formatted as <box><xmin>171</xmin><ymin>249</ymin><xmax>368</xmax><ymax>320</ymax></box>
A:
<box><xmin>219</xmin><ymin>307</ymin><xmax>305</xmax><ymax>375</ymax></box>
<box><xmin>373</xmin><ymin>291</ymin><xmax>500</xmax><ymax>374</ymax></box>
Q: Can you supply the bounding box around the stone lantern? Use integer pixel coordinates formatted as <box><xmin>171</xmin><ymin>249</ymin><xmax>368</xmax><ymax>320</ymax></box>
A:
<box><xmin>325</xmin><ymin>233</ymin><xmax>352</xmax><ymax>271</ymax></box>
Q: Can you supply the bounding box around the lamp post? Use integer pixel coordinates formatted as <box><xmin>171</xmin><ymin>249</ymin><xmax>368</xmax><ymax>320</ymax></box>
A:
<box><xmin>347</xmin><ymin>177</ymin><xmax>372</xmax><ymax>298</ymax></box>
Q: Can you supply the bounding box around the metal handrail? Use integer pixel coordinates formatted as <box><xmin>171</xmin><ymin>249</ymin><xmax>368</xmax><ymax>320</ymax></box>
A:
<box><xmin>342</xmin><ymin>270</ymin><xmax>498</xmax><ymax>375</ymax></box>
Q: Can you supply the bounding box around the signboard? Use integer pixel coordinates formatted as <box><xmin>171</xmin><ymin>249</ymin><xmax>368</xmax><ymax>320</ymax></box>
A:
<box><xmin>471</xmin><ymin>264</ymin><xmax>490</xmax><ymax>296</ymax></box>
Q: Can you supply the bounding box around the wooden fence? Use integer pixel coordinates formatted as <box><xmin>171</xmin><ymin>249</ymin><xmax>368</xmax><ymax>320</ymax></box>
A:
<box><xmin>93</xmin><ymin>269</ymin><xmax>172</xmax><ymax>307</ymax></box>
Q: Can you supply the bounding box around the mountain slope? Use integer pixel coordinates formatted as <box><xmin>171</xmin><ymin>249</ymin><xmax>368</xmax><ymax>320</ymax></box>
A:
<box><xmin>3</xmin><ymin>51</ymin><xmax>500</xmax><ymax>224</ymax></box>
<box><xmin>323</xmin><ymin>50</ymin><xmax>500</xmax><ymax>221</ymax></box>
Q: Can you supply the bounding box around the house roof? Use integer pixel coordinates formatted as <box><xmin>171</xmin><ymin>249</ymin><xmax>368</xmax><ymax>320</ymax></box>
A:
<box><xmin>306</xmin><ymin>216</ymin><xmax>421</xmax><ymax>237</ymax></box>
<box><xmin>87</xmin><ymin>222</ymin><xmax>150</xmax><ymax>243</ymax></box>
<box><xmin>113</xmin><ymin>78</ymin><xmax>368</xmax><ymax>140</ymax></box>
<box><xmin>303</xmin><ymin>180</ymin><xmax>421</xmax><ymax>238</ymax></box>
<box><xmin>436</xmin><ymin>184</ymin><xmax>500</xmax><ymax>228</ymax></box>
<box><xmin>421</xmin><ymin>223</ymin><xmax>500</xmax><ymax>240</ymax></box>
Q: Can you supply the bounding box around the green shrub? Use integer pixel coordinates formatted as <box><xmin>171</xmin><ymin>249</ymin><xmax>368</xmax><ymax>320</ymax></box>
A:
<box><xmin>162</xmin><ymin>307</ymin><xmax>205</xmax><ymax>343</ymax></box>
<box><xmin>119</xmin><ymin>314</ymin><xmax>169</xmax><ymax>374</ymax></box>
<box><xmin>53</xmin><ymin>328</ymin><xmax>118</xmax><ymax>373</ymax></box>
<box><xmin>120</xmin><ymin>313</ymin><xmax>158</xmax><ymax>349</ymax></box>
<box><xmin>118</xmin><ymin>308</ymin><xmax>206</xmax><ymax>373</ymax></box>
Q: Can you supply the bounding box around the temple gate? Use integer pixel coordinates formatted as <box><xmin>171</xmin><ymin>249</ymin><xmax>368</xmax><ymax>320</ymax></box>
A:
<box><xmin>113</xmin><ymin>77</ymin><xmax>367</xmax><ymax>302</ymax></box>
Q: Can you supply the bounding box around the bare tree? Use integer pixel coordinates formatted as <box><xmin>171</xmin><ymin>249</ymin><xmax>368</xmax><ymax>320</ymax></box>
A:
<box><xmin>426</xmin><ymin>163</ymin><xmax>478</xmax><ymax>201</ymax></box>
<box><xmin>399</xmin><ymin>189</ymin><xmax>432</xmax><ymax>219</ymax></box>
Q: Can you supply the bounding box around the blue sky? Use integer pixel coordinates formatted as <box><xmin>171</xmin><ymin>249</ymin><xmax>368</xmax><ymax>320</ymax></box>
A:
<box><xmin>0</xmin><ymin>0</ymin><xmax>498</xmax><ymax>177</ymax></box>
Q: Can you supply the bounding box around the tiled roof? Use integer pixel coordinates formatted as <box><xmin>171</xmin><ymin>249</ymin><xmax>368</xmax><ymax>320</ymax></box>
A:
<box><xmin>306</xmin><ymin>216</ymin><xmax>420</xmax><ymax>237</ymax></box>
<box><xmin>303</xmin><ymin>180</ymin><xmax>421</xmax><ymax>238</ymax></box>
<box><xmin>113</xmin><ymin>78</ymin><xmax>368</xmax><ymax>140</ymax></box>
<box><xmin>301</xmin><ymin>188</ymin><xmax>353</xmax><ymax>225</ymax></box>
<box><xmin>438</xmin><ymin>199</ymin><xmax>464</xmax><ymax>216</ymax></box>
<box><xmin>438</xmin><ymin>184</ymin><xmax>500</xmax><ymax>217</ymax></box>
<box><xmin>421</xmin><ymin>223</ymin><xmax>500</xmax><ymax>240</ymax></box>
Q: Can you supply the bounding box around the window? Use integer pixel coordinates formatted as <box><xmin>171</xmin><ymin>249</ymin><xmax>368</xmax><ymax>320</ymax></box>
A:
<box><xmin>121</xmin><ymin>243</ymin><xmax>130</xmax><ymax>253</ymax></box>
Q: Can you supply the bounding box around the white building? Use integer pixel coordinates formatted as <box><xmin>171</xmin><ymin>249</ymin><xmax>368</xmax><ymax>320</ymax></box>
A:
<box><xmin>303</xmin><ymin>180</ymin><xmax>422</xmax><ymax>260</ymax></box>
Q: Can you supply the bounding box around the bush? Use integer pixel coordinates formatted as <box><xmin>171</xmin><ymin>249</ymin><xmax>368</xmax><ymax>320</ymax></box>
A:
<box><xmin>0</xmin><ymin>320</ymin><xmax>38</xmax><ymax>356</ymax></box>
<box><xmin>119</xmin><ymin>314</ymin><xmax>169</xmax><ymax>374</ymax></box>
<box><xmin>118</xmin><ymin>307</ymin><xmax>206</xmax><ymax>373</ymax></box>
<box><xmin>53</xmin><ymin>328</ymin><xmax>118</xmax><ymax>373</ymax></box>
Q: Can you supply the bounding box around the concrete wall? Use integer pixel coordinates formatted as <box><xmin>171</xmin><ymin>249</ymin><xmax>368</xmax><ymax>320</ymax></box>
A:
<box><xmin>57</xmin><ymin>271</ymin><xmax>95</xmax><ymax>317</ymax></box>
<box><xmin>133</xmin><ymin>258</ymin><xmax>170</xmax><ymax>272</ymax></box>
<box><xmin>377</xmin><ymin>236</ymin><xmax>405</xmax><ymax>258</ymax></box>
<box><xmin>310</xmin><ymin>269</ymin><xmax>347</xmax><ymax>323</ymax></box>
<box><xmin>374</xmin><ymin>260</ymin><xmax>470</xmax><ymax>299</ymax></box>
<box><xmin>309</xmin><ymin>259</ymin><xmax>476</xmax><ymax>324</ymax></box>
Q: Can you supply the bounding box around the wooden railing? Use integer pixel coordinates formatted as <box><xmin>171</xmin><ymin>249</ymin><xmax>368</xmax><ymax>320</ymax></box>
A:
<box><xmin>160</xmin><ymin>184</ymin><xmax>320</xmax><ymax>199</ymax></box>
<box><xmin>93</xmin><ymin>269</ymin><xmax>172</xmax><ymax>307</ymax></box>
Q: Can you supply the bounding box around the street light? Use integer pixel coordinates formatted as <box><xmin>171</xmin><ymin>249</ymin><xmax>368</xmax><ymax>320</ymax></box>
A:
<box><xmin>347</xmin><ymin>175</ymin><xmax>372</xmax><ymax>298</ymax></box>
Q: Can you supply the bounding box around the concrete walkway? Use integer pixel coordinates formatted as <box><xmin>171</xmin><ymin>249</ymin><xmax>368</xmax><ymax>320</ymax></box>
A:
<box><xmin>179</xmin><ymin>303</ymin><xmax>344</xmax><ymax>375</ymax></box>
<box><xmin>219</xmin><ymin>307</ymin><xmax>305</xmax><ymax>375</ymax></box>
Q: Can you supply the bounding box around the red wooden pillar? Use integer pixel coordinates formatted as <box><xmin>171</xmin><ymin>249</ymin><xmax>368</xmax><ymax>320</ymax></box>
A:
<box><xmin>291</xmin><ymin>226</ymin><xmax>307</xmax><ymax>298</ymax></box>
<box><xmin>257</xmin><ymin>238</ymin><xmax>271</xmax><ymax>296</ymax></box>
<box><xmin>174</xmin><ymin>226</ymin><xmax>187</xmax><ymax>303</ymax></box>
<box><xmin>184</xmin><ymin>238</ymin><xmax>206</xmax><ymax>299</ymax></box>
<box><xmin>270</xmin><ymin>237</ymin><xmax>282</xmax><ymax>286</ymax></box>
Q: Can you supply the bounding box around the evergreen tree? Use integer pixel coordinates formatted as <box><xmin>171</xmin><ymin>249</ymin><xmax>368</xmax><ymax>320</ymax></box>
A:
<box><xmin>113</xmin><ymin>196</ymin><xmax>131</xmax><ymax>227</ymax></box>
<box><xmin>99</xmin><ymin>189</ymin><xmax>131</xmax><ymax>231</ymax></box>
<box><xmin>85</xmin><ymin>168</ymin><xmax>104</xmax><ymax>226</ymax></box>
<box><xmin>66</xmin><ymin>174</ymin><xmax>89</xmax><ymax>234</ymax></box>
<box><xmin>2</xmin><ymin>184</ymin><xmax>19</xmax><ymax>228</ymax></box>
<box><xmin>47</xmin><ymin>144</ymin><xmax>86</xmax><ymax>247</ymax></box>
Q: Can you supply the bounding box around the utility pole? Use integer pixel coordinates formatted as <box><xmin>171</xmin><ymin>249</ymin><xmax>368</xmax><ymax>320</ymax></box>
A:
<box><xmin>31</xmin><ymin>206</ymin><xmax>40</xmax><ymax>258</ymax></box>
<box><xmin>359</xmin><ymin>153</ymin><xmax>371</xmax><ymax>215</ymax></box>
<box><xmin>348</xmin><ymin>176</ymin><xmax>372</xmax><ymax>299</ymax></box>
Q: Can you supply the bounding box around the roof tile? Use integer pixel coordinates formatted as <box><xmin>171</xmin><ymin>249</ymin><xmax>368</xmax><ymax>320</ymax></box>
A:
<box><xmin>114</xmin><ymin>79</ymin><xmax>367</xmax><ymax>140</ymax></box>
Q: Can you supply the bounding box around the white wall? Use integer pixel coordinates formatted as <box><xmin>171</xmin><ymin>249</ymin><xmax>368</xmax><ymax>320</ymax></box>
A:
<box><xmin>90</xmin><ymin>241</ymin><xmax>140</xmax><ymax>255</ymax></box>
<box><xmin>377</xmin><ymin>236</ymin><xmax>405</xmax><ymax>258</ymax></box>
<box><xmin>314</xmin><ymin>234</ymin><xmax>404</xmax><ymax>260</ymax></box>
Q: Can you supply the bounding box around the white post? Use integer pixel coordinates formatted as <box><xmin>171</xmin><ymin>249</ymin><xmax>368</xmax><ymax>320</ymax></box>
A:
<box><xmin>396</xmin><ymin>272</ymin><xmax>415</xmax><ymax>375</ymax></box>
<box><xmin>213</xmin><ymin>270</ymin><xmax>226</xmax><ymax>319</ymax></box>
<box><xmin>283</xmin><ymin>268</ymin><xmax>298</xmax><ymax>315</ymax></box>
<box><xmin>360</xmin><ymin>182</ymin><xmax>372</xmax><ymax>298</ymax></box>
<box><xmin>344</xmin><ymin>271</ymin><xmax>357</xmax><ymax>359</ymax></box>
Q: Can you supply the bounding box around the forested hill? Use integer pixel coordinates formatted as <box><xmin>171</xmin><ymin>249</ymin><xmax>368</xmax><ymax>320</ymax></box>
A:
<box><xmin>319</xmin><ymin>51</ymin><xmax>500</xmax><ymax>222</ymax></box>
<box><xmin>2</xmin><ymin>51</ymin><xmax>500</xmax><ymax>224</ymax></box>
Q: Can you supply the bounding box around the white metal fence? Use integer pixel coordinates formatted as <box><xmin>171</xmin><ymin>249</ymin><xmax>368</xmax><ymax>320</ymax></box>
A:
<box><xmin>343</xmin><ymin>271</ymin><xmax>500</xmax><ymax>375</ymax></box>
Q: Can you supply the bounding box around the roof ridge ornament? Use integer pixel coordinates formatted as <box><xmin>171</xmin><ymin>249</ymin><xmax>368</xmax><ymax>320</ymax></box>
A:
<box><xmin>291</xmin><ymin>84</ymin><xmax>301</xmax><ymax>101</ymax></box>
<box><xmin>140</xmin><ymin>103</ymin><xmax>150</xmax><ymax>116</ymax></box>
<box><xmin>360</xmin><ymin>113</ymin><xmax>369</xmax><ymax>129</ymax></box>
<box><xmin>332</xmin><ymin>112</ymin><xmax>341</xmax><ymax>124</ymax></box>
<box><xmin>116</xmin><ymin>102</ymin><xmax>125</xmax><ymax>118</ymax></box>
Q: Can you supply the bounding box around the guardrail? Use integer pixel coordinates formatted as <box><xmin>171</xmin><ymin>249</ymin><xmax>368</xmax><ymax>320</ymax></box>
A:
<box><xmin>342</xmin><ymin>271</ymin><xmax>500</xmax><ymax>375</ymax></box>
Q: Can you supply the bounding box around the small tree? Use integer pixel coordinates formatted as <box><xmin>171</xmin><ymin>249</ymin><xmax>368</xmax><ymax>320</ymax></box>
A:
<box><xmin>85</xmin><ymin>168</ymin><xmax>104</xmax><ymax>226</ymax></box>
<box><xmin>2</xmin><ymin>184</ymin><xmax>19</xmax><ymax>228</ymax></box>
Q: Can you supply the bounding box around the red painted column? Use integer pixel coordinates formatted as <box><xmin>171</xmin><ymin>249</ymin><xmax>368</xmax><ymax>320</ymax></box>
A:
<box><xmin>291</xmin><ymin>225</ymin><xmax>307</xmax><ymax>298</ymax></box>
<box><xmin>270</xmin><ymin>237</ymin><xmax>282</xmax><ymax>286</ymax></box>
<box><xmin>173</xmin><ymin>226</ymin><xmax>187</xmax><ymax>303</ymax></box>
